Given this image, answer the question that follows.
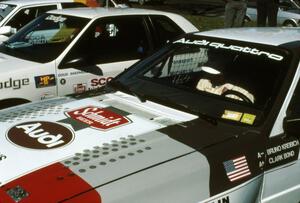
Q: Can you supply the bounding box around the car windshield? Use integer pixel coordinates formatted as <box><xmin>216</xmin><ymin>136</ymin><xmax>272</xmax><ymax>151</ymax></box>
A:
<box><xmin>110</xmin><ymin>35</ymin><xmax>292</xmax><ymax>126</ymax></box>
<box><xmin>0</xmin><ymin>4</ymin><xmax>16</xmax><ymax>22</ymax></box>
<box><xmin>0</xmin><ymin>13</ymin><xmax>89</xmax><ymax>63</ymax></box>
<box><xmin>292</xmin><ymin>0</ymin><xmax>300</xmax><ymax>7</ymax></box>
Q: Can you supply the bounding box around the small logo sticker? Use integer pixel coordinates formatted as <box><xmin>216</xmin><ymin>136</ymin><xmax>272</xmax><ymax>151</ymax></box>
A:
<box><xmin>6</xmin><ymin>121</ymin><xmax>74</xmax><ymax>150</ymax></box>
<box><xmin>35</xmin><ymin>74</ymin><xmax>56</xmax><ymax>88</ymax></box>
<box><xmin>221</xmin><ymin>110</ymin><xmax>242</xmax><ymax>121</ymax></box>
<box><xmin>73</xmin><ymin>83</ymin><xmax>87</xmax><ymax>94</ymax></box>
<box><xmin>0</xmin><ymin>153</ymin><xmax>6</xmax><ymax>161</ymax></box>
<box><xmin>7</xmin><ymin>186</ymin><xmax>29</xmax><ymax>202</ymax></box>
<box><xmin>241</xmin><ymin>113</ymin><xmax>256</xmax><ymax>125</ymax></box>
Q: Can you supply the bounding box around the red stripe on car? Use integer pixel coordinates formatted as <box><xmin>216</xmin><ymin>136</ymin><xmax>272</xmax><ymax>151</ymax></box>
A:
<box><xmin>0</xmin><ymin>163</ymin><xmax>101</xmax><ymax>202</ymax></box>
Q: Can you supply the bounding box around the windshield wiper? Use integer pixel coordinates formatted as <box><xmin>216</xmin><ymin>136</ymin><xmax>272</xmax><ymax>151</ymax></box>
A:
<box><xmin>176</xmin><ymin>103</ymin><xmax>218</xmax><ymax>125</ymax></box>
<box><xmin>108</xmin><ymin>80</ymin><xmax>147</xmax><ymax>103</ymax></box>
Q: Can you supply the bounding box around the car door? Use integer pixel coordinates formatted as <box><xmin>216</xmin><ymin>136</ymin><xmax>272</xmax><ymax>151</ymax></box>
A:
<box><xmin>56</xmin><ymin>15</ymin><xmax>152</xmax><ymax>96</ymax></box>
<box><xmin>5</xmin><ymin>4</ymin><xmax>58</xmax><ymax>32</ymax></box>
<box><xmin>261</xmin><ymin>68</ymin><xmax>300</xmax><ymax>203</ymax></box>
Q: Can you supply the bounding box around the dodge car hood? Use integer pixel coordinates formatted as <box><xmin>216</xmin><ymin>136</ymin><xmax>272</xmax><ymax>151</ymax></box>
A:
<box><xmin>0</xmin><ymin>92</ymin><xmax>213</xmax><ymax>202</ymax></box>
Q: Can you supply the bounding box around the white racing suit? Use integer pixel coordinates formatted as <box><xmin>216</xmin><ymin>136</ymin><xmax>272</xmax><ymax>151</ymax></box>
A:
<box><xmin>196</xmin><ymin>79</ymin><xmax>255</xmax><ymax>103</ymax></box>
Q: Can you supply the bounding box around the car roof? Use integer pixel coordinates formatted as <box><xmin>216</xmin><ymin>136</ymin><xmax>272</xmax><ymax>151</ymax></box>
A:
<box><xmin>47</xmin><ymin>7</ymin><xmax>183</xmax><ymax>19</ymax></box>
<box><xmin>197</xmin><ymin>27</ymin><xmax>300</xmax><ymax>46</ymax></box>
<box><xmin>0</xmin><ymin>0</ymin><xmax>75</xmax><ymax>6</ymax></box>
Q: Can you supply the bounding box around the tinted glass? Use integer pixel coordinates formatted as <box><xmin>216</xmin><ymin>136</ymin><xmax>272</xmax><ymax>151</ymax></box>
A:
<box><xmin>6</xmin><ymin>5</ymin><xmax>57</xmax><ymax>30</ymax></box>
<box><xmin>0</xmin><ymin>14</ymin><xmax>89</xmax><ymax>63</ymax></box>
<box><xmin>0</xmin><ymin>4</ymin><xmax>16</xmax><ymax>22</ymax></box>
<box><xmin>111</xmin><ymin>36</ymin><xmax>292</xmax><ymax>125</ymax></box>
<box><xmin>62</xmin><ymin>15</ymin><xmax>149</xmax><ymax>66</ymax></box>
<box><xmin>150</xmin><ymin>15</ymin><xmax>184</xmax><ymax>46</ymax></box>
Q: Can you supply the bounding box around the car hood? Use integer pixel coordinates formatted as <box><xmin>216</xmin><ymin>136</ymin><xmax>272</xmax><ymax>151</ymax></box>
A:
<box><xmin>0</xmin><ymin>92</ymin><xmax>215</xmax><ymax>202</ymax></box>
<box><xmin>0</xmin><ymin>52</ymin><xmax>39</xmax><ymax>71</ymax></box>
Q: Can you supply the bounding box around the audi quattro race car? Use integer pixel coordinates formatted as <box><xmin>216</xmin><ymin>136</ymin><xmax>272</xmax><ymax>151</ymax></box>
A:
<box><xmin>1</xmin><ymin>27</ymin><xmax>300</xmax><ymax>203</ymax></box>
<box><xmin>0</xmin><ymin>0</ymin><xmax>92</xmax><ymax>43</ymax></box>
<box><xmin>0</xmin><ymin>7</ymin><xmax>197</xmax><ymax>109</ymax></box>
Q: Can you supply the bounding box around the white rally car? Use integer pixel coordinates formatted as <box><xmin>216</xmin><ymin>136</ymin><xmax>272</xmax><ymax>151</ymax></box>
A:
<box><xmin>0</xmin><ymin>27</ymin><xmax>300</xmax><ymax>202</ymax></box>
<box><xmin>0</xmin><ymin>0</ymin><xmax>92</xmax><ymax>42</ymax></box>
<box><xmin>0</xmin><ymin>7</ymin><xmax>197</xmax><ymax>108</ymax></box>
<box><xmin>246</xmin><ymin>0</ymin><xmax>300</xmax><ymax>27</ymax></box>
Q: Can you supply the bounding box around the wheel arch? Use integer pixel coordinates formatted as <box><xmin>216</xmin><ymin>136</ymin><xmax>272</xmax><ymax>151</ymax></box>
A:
<box><xmin>0</xmin><ymin>98</ymin><xmax>30</xmax><ymax>109</ymax></box>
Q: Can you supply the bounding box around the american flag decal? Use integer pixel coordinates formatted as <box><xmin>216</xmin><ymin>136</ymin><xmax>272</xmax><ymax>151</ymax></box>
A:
<box><xmin>223</xmin><ymin>156</ymin><xmax>251</xmax><ymax>182</ymax></box>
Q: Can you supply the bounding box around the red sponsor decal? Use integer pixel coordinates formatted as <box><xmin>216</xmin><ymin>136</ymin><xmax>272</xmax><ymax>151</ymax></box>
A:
<box><xmin>0</xmin><ymin>163</ymin><xmax>101</xmax><ymax>202</ymax></box>
<box><xmin>74</xmin><ymin>83</ymin><xmax>87</xmax><ymax>94</ymax></box>
<box><xmin>66</xmin><ymin>106</ymin><xmax>131</xmax><ymax>131</ymax></box>
<box><xmin>91</xmin><ymin>77</ymin><xmax>113</xmax><ymax>87</ymax></box>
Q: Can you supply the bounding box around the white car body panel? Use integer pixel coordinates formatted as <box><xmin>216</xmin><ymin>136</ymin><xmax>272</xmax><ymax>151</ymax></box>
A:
<box><xmin>246</xmin><ymin>7</ymin><xmax>300</xmax><ymax>26</ymax></box>
<box><xmin>0</xmin><ymin>91</ymin><xmax>197</xmax><ymax>186</ymax></box>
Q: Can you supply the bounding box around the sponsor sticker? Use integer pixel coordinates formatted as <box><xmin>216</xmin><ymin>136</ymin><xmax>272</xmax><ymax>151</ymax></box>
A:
<box><xmin>240</xmin><ymin>113</ymin><xmax>256</xmax><ymax>125</ymax></box>
<box><xmin>173</xmin><ymin>38</ymin><xmax>284</xmax><ymax>61</ymax></box>
<box><xmin>60</xmin><ymin>78</ymin><xmax>66</xmax><ymax>85</ymax></box>
<box><xmin>64</xmin><ymin>106</ymin><xmax>131</xmax><ymax>131</ymax></box>
<box><xmin>0</xmin><ymin>78</ymin><xmax>29</xmax><ymax>90</ymax></box>
<box><xmin>106</xmin><ymin>24</ymin><xmax>119</xmax><ymax>37</ymax></box>
<box><xmin>6</xmin><ymin>186</ymin><xmax>29</xmax><ymax>202</ymax></box>
<box><xmin>0</xmin><ymin>153</ymin><xmax>6</xmax><ymax>161</ymax></box>
<box><xmin>206</xmin><ymin>196</ymin><xmax>230</xmax><ymax>203</ymax></box>
<box><xmin>70</xmin><ymin>71</ymin><xmax>84</xmax><ymax>76</ymax></box>
<box><xmin>223</xmin><ymin>156</ymin><xmax>251</xmax><ymax>182</ymax></box>
<box><xmin>221</xmin><ymin>110</ymin><xmax>242</xmax><ymax>121</ymax></box>
<box><xmin>74</xmin><ymin>83</ymin><xmax>87</xmax><ymax>94</ymax></box>
<box><xmin>90</xmin><ymin>77</ymin><xmax>113</xmax><ymax>88</ymax></box>
<box><xmin>6</xmin><ymin>121</ymin><xmax>74</xmax><ymax>150</ymax></box>
<box><xmin>0</xmin><ymin>4</ymin><xmax>8</xmax><ymax>9</ymax></box>
<box><xmin>45</xmin><ymin>15</ymin><xmax>66</xmax><ymax>23</ymax></box>
<box><xmin>35</xmin><ymin>74</ymin><xmax>56</xmax><ymax>88</ymax></box>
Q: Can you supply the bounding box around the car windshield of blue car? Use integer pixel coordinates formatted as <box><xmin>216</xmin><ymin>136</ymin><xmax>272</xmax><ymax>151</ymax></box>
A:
<box><xmin>115</xmin><ymin>36</ymin><xmax>292</xmax><ymax>125</ymax></box>
<box><xmin>0</xmin><ymin>13</ymin><xmax>89</xmax><ymax>63</ymax></box>
<box><xmin>0</xmin><ymin>4</ymin><xmax>16</xmax><ymax>22</ymax></box>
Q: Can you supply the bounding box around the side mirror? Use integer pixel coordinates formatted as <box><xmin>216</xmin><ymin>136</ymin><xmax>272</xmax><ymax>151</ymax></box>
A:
<box><xmin>0</xmin><ymin>26</ymin><xmax>16</xmax><ymax>36</ymax></box>
<box><xmin>0</xmin><ymin>26</ymin><xmax>13</xmax><ymax>35</ymax></box>
<box><xmin>59</xmin><ymin>57</ymin><xmax>103</xmax><ymax>76</ymax></box>
<box><xmin>61</xmin><ymin>57</ymin><xmax>86</xmax><ymax>69</ymax></box>
<box><xmin>283</xmin><ymin>116</ymin><xmax>300</xmax><ymax>138</ymax></box>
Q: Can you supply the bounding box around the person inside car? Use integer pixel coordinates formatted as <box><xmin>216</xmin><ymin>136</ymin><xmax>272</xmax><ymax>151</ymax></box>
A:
<box><xmin>196</xmin><ymin>52</ymin><xmax>255</xmax><ymax>104</ymax></box>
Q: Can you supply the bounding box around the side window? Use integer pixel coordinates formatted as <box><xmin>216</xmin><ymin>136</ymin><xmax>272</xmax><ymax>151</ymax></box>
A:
<box><xmin>149</xmin><ymin>15</ymin><xmax>184</xmax><ymax>47</ymax></box>
<box><xmin>6</xmin><ymin>5</ymin><xmax>57</xmax><ymax>30</ymax></box>
<box><xmin>61</xmin><ymin>3</ymin><xmax>87</xmax><ymax>8</ymax></box>
<box><xmin>36</xmin><ymin>5</ymin><xmax>57</xmax><ymax>16</ymax></box>
<box><xmin>62</xmin><ymin>16</ymin><xmax>150</xmax><ymax>66</ymax></box>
